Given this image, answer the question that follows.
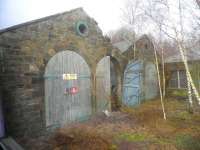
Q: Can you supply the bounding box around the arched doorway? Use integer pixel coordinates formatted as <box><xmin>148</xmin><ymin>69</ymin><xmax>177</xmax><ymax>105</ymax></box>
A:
<box><xmin>110</xmin><ymin>57</ymin><xmax>121</xmax><ymax>111</ymax></box>
<box><xmin>45</xmin><ymin>50</ymin><xmax>91</xmax><ymax>127</ymax></box>
<box><xmin>96</xmin><ymin>56</ymin><xmax>121</xmax><ymax>112</ymax></box>
<box><xmin>96</xmin><ymin>56</ymin><xmax>111</xmax><ymax>112</ymax></box>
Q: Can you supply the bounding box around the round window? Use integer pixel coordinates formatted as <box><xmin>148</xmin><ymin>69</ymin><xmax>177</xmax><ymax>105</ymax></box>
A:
<box><xmin>76</xmin><ymin>21</ymin><xmax>88</xmax><ymax>36</ymax></box>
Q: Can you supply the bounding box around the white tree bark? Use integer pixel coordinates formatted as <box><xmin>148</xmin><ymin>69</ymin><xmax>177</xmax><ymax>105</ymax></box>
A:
<box><xmin>176</xmin><ymin>39</ymin><xmax>200</xmax><ymax>105</ymax></box>
<box><xmin>187</xmin><ymin>74</ymin><xmax>193</xmax><ymax>110</ymax></box>
<box><xmin>185</xmin><ymin>50</ymin><xmax>193</xmax><ymax>110</ymax></box>
<box><xmin>154</xmin><ymin>48</ymin><xmax>167</xmax><ymax>120</ymax></box>
<box><xmin>161</xmin><ymin>48</ymin><xmax>166</xmax><ymax>98</ymax></box>
<box><xmin>176</xmin><ymin>0</ymin><xmax>200</xmax><ymax>106</ymax></box>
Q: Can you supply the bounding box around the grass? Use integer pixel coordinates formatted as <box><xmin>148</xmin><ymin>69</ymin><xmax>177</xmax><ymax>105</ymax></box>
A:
<box><xmin>122</xmin><ymin>98</ymin><xmax>200</xmax><ymax>149</ymax></box>
<box><xmin>168</xmin><ymin>89</ymin><xmax>188</xmax><ymax>97</ymax></box>
<box><xmin>51</xmin><ymin>98</ymin><xmax>200</xmax><ymax>150</ymax></box>
<box><xmin>115</xmin><ymin>133</ymin><xmax>148</xmax><ymax>142</ymax></box>
<box><xmin>174</xmin><ymin>134</ymin><xmax>200</xmax><ymax>150</ymax></box>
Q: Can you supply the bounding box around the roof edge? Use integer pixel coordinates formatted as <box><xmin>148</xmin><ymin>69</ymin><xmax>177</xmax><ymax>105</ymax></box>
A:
<box><xmin>0</xmin><ymin>7</ymin><xmax>84</xmax><ymax>34</ymax></box>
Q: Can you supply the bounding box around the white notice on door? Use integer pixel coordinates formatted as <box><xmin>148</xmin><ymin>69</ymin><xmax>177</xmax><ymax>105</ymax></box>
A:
<box><xmin>63</xmin><ymin>74</ymin><xmax>77</xmax><ymax>80</ymax></box>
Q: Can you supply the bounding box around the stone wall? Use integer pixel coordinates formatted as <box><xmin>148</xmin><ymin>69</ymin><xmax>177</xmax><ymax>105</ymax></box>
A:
<box><xmin>122</xmin><ymin>35</ymin><xmax>155</xmax><ymax>63</ymax></box>
<box><xmin>0</xmin><ymin>8</ymin><xmax>124</xmax><ymax>137</ymax></box>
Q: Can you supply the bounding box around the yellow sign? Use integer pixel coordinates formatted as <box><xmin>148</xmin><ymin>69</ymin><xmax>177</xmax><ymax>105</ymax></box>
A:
<box><xmin>63</xmin><ymin>74</ymin><xmax>77</xmax><ymax>80</ymax></box>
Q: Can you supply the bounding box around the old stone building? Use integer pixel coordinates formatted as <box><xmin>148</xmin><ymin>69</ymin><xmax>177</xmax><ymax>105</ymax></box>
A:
<box><xmin>0</xmin><ymin>8</ymin><xmax>158</xmax><ymax>139</ymax></box>
<box><xmin>0</xmin><ymin>8</ymin><xmax>122</xmax><ymax>137</ymax></box>
<box><xmin>114</xmin><ymin>35</ymin><xmax>159</xmax><ymax>106</ymax></box>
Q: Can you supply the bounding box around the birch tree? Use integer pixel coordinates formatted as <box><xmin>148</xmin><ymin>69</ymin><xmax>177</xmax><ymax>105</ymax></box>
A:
<box><xmin>122</xmin><ymin>0</ymin><xmax>167</xmax><ymax>119</ymax></box>
<box><xmin>154</xmin><ymin>41</ymin><xmax>167</xmax><ymax>120</ymax></box>
<box><xmin>122</xmin><ymin>0</ymin><xmax>148</xmax><ymax>59</ymax></box>
<box><xmin>178</xmin><ymin>0</ymin><xmax>193</xmax><ymax>111</ymax></box>
<box><xmin>145</xmin><ymin>0</ymin><xmax>200</xmax><ymax>105</ymax></box>
<box><xmin>175</xmin><ymin>0</ymin><xmax>200</xmax><ymax>105</ymax></box>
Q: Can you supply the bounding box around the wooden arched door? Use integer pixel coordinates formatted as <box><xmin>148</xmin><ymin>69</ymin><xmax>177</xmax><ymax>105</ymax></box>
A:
<box><xmin>144</xmin><ymin>62</ymin><xmax>158</xmax><ymax>100</ymax></box>
<box><xmin>45</xmin><ymin>50</ymin><xmax>91</xmax><ymax>127</ymax></box>
<box><xmin>96</xmin><ymin>56</ymin><xmax>111</xmax><ymax>112</ymax></box>
<box><xmin>123</xmin><ymin>60</ymin><xmax>143</xmax><ymax>106</ymax></box>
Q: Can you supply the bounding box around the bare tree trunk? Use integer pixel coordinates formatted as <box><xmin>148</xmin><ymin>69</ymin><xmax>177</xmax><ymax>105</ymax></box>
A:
<box><xmin>161</xmin><ymin>48</ymin><xmax>166</xmax><ymax>98</ymax></box>
<box><xmin>133</xmin><ymin>41</ymin><xmax>136</xmax><ymax>59</ymax></box>
<box><xmin>185</xmin><ymin>50</ymin><xmax>193</xmax><ymax>112</ymax></box>
<box><xmin>187</xmin><ymin>75</ymin><xmax>193</xmax><ymax>112</ymax></box>
<box><xmin>154</xmin><ymin>48</ymin><xmax>167</xmax><ymax>120</ymax></box>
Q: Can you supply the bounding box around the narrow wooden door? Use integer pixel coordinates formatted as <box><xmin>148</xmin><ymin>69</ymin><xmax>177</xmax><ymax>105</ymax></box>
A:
<box><xmin>123</xmin><ymin>60</ymin><xmax>143</xmax><ymax>106</ymax></box>
<box><xmin>45</xmin><ymin>51</ymin><xmax>91</xmax><ymax>127</ymax></box>
<box><xmin>96</xmin><ymin>56</ymin><xmax>111</xmax><ymax>112</ymax></box>
<box><xmin>144</xmin><ymin>62</ymin><xmax>158</xmax><ymax>100</ymax></box>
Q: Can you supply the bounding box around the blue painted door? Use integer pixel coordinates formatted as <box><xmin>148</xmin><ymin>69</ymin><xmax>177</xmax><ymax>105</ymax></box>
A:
<box><xmin>123</xmin><ymin>61</ymin><xmax>143</xmax><ymax>106</ymax></box>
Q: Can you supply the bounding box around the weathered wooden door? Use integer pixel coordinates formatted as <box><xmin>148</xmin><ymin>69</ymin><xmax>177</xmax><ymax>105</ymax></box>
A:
<box><xmin>96</xmin><ymin>56</ymin><xmax>111</xmax><ymax>112</ymax></box>
<box><xmin>144</xmin><ymin>62</ymin><xmax>158</xmax><ymax>100</ymax></box>
<box><xmin>45</xmin><ymin>51</ymin><xmax>91</xmax><ymax>127</ymax></box>
<box><xmin>123</xmin><ymin>61</ymin><xmax>143</xmax><ymax>106</ymax></box>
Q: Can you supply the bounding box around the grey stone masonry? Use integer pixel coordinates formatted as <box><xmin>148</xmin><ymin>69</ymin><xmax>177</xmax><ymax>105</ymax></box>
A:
<box><xmin>0</xmin><ymin>8</ymin><xmax>124</xmax><ymax>137</ymax></box>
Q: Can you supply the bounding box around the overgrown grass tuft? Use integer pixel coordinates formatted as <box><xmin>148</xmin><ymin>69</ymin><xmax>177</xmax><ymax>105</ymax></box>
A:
<box><xmin>174</xmin><ymin>134</ymin><xmax>200</xmax><ymax>150</ymax></box>
<box><xmin>116</xmin><ymin>132</ymin><xmax>148</xmax><ymax>142</ymax></box>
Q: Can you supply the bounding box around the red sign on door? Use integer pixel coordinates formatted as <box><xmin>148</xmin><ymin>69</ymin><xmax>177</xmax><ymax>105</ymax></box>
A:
<box><xmin>70</xmin><ymin>87</ymin><xmax>78</xmax><ymax>94</ymax></box>
<box><xmin>64</xmin><ymin>87</ymin><xmax>78</xmax><ymax>95</ymax></box>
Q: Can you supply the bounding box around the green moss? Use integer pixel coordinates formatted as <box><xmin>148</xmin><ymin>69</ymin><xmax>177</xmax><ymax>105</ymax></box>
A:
<box><xmin>116</xmin><ymin>133</ymin><xmax>148</xmax><ymax>142</ymax></box>
<box><xmin>116</xmin><ymin>132</ymin><xmax>173</xmax><ymax>146</ymax></box>
<box><xmin>176</xmin><ymin>111</ymin><xmax>192</xmax><ymax>120</ymax></box>
<box><xmin>168</xmin><ymin>89</ymin><xmax>188</xmax><ymax>97</ymax></box>
<box><xmin>174</xmin><ymin>134</ymin><xmax>200</xmax><ymax>150</ymax></box>
<box><xmin>109</xmin><ymin>144</ymin><xmax>118</xmax><ymax>150</ymax></box>
<box><xmin>152</xmin><ymin>137</ymin><xmax>172</xmax><ymax>145</ymax></box>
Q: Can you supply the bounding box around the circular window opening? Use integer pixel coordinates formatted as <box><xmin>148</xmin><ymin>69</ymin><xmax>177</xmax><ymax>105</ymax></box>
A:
<box><xmin>79</xmin><ymin>24</ymin><xmax>87</xmax><ymax>34</ymax></box>
<box><xmin>76</xmin><ymin>21</ymin><xmax>88</xmax><ymax>36</ymax></box>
